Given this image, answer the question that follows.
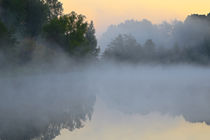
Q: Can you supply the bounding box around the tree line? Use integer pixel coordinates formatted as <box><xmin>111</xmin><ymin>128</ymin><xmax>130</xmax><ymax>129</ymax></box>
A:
<box><xmin>103</xmin><ymin>14</ymin><xmax>210</xmax><ymax>65</ymax></box>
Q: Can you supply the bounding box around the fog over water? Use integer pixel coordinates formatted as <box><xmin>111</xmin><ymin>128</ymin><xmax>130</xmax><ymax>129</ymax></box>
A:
<box><xmin>1</xmin><ymin>56</ymin><xmax>210</xmax><ymax>139</ymax></box>
<box><xmin>90</xmin><ymin>64</ymin><xmax>210</xmax><ymax>122</ymax></box>
<box><xmin>0</xmin><ymin>62</ymin><xmax>96</xmax><ymax>140</ymax></box>
<box><xmin>54</xmin><ymin>63</ymin><xmax>210</xmax><ymax>140</ymax></box>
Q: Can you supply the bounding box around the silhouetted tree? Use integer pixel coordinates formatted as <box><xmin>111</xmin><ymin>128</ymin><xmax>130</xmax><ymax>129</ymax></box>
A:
<box><xmin>43</xmin><ymin>12</ymin><xmax>98</xmax><ymax>57</ymax></box>
<box><xmin>103</xmin><ymin>33</ymin><xmax>210</xmax><ymax>64</ymax></box>
<box><xmin>142</xmin><ymin>39</ymin><xmax>156</xmax><ymax>61</ymax></box>
<box><xmin>103</xmin><ymin>34</ymin><xmax>142</xmax><ymax>62</ymax></box>
<box><xmin>84</xmin><ymin>21</ymin><xmax>99</xmax><ymax>56</ymax></box>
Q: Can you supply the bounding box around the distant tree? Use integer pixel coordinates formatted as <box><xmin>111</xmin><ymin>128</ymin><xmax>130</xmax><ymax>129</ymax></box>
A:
<box><xmin>201</xmin><ymin>39</ymin><xmax>210</xmax><ymax>57</ymax></box>
<box><xmin>143</xmin><ymin>39</ymin><xmax>155</xmax><ymax>50</ymax></box>
<box><xmin>143</xmin><ymin>39</ymin><xmax>155</xmax><ymax>55</ymax></box>
<box><xmin>185</xmin><ymin>13</ymin><xmax>210</xmax><ymax>23</ymax></box>
<box><xmin>141</xmin><ymin>39</ymin><xmax>156</xmax><ymax>61</ymax></box>
<box><xmin>190</xmin><ymin>39</ymin><xmax>210</xmax><ymax>64</ymax></box>
<box><xmin>103</xmin><ymin>34</ymin><xmax>142</xmax><ymax>62</ymax></box>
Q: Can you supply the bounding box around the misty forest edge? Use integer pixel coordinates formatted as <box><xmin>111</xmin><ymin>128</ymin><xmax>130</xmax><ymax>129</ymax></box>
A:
<box><xmin>0</xmin><ymin>0</ymin><xmax>210</xmax><ymax>68</ymax></box>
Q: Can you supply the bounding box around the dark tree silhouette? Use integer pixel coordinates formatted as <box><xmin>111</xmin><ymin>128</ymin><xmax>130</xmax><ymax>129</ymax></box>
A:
<box><xmin>43</xmin><ymin>12</ymin><xmax>98</xmax><ymax>57</ymax></box>
<box><xmin>0</xmin><ymin>0</ymin><xmax>49</xmax><ymax>37</ymax></box>
<box><xmin>44</xmin><ymin>0</ymin><xmax>63</xmax><ymax>20</ymax></box>
<box><xmin>103</xmin><ymin>34</ymin><xmax>142</xmax><ymax>62</ymax></box>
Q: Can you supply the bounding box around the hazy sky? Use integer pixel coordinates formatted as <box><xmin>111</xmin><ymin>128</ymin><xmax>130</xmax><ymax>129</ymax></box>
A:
<box><xmin>60</xmin><ymin>0</ymin><xmax>210</xmax><ymax>36</ymax></box>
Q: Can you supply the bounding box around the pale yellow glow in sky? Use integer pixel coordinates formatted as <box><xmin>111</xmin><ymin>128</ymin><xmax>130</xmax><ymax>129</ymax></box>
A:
<box><xmin>55</xmin><ymin>101</ymin><xmax>210</xmax><ymax>140</ymax></box>
<box><xmin>60</xmin><ymin>0</ymin><xmax>210</xmax><ymax>36</ymax></box>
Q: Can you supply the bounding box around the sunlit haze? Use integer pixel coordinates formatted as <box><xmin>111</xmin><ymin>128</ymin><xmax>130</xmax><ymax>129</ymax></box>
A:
<box><xmin>60</xmin><ymin>0</ymin><xmax>210</xmax><ymax>37</ymax></box>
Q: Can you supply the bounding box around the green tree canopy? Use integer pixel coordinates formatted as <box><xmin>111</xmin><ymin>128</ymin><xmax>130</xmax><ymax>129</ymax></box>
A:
<box><xmin>43</xmin><ymin>11</ymin><xmax>98</xmax><ymax>56</ymax></box>
<box><xmin>44</xmin><ymin>0</ymin><xmax>63</xmax><ymax>20</ymax></box>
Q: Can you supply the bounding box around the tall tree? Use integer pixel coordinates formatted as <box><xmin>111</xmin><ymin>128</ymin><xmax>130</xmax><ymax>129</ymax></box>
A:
<box><xmin>43</xmin><ymin>11</ymin><xmax>98</xmax><ymax>57</ymax></box>
<box><xmin>84</xmin><ymin>21</ymin><xmax>99</xmax><ymax>56</ymax></box>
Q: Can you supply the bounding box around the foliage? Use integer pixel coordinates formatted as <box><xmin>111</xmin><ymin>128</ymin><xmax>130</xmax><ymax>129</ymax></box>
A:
<box><xmin>0</xmin><ymin>0</ymin><xmax>49</xmax><ymax>37</ymax></box>
<box><xmin>43</xmin><ymin>12</ymin><xmax>98</xmax><ymax>56</ymax></box>
<box><xmin>103</xmin><ymin>34</ymin><xmax>141</xmax><ymax>62</ymax></box>
<box><xmin>44</xmin><ymin>0</ymin><xmax>63</xmax><ymax>20</ymax></box>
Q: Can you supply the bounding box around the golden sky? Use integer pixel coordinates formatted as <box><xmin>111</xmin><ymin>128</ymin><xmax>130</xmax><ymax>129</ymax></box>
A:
<box><xmin>60</xmin><ymin>0</ymin><xmax>210</xmax><ymax>36</ymax></box>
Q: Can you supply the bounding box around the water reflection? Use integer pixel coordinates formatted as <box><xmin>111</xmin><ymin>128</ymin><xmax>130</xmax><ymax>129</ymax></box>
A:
<box><xmin>55</xmin><ymin>99</ymin><xmax>210</xmax><ymax>140</ymax></box>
